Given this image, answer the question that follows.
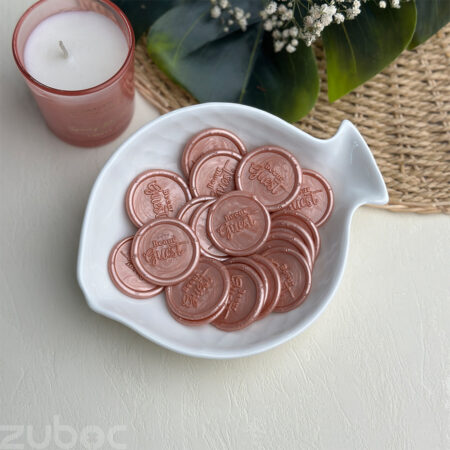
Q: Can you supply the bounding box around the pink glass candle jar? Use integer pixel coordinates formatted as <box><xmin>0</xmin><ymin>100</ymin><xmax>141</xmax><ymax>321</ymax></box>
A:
<box><xmin>12</xmin><ymin>0</ymin><xmax>135</xmax><ymax>147</ymax></box>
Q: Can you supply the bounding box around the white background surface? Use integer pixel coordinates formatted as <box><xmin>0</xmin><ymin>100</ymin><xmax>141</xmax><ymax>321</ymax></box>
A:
<box><xmin>1</xmin><ymin>1</ymin><xmax>449</xmax><ymax>449</ymax></box>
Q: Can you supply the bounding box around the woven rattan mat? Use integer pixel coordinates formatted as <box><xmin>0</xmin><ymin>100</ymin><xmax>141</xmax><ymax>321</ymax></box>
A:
<box><xmin>134</xmin><ymin>25</ymin><xmax>450</xmax><ymax>214</ymax></box>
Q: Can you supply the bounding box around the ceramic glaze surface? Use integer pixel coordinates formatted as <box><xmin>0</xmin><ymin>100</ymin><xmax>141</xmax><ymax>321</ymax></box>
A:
<box><xmin>77</xmin><ymin>103</ymin><xmax>388</xmax><ymax>358</ymax></box>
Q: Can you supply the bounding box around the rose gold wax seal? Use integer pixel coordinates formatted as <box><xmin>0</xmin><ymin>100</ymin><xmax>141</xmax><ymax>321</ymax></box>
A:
<box><xmin>262</xmin><ymin>248</ymin><xmax>312</xmax><ymax>313</ymax></box>
<box><xmin>259</xmin><ymin>229</ymin><xmax>313</xmax><ymax>269</ymax></box>
<box><xmin>190</xmin><ymin>199</ymin><xmax>228</xmax><ymax>260</ymax></box>
<box><xmin>250</xmin><ymin>254</ymin><xmax>281</xmax><ymax>319</ymax></box>
<box><xmin>181</xmin><ymin>128</ymin><xmax>247</xmax><ymax>177</ymax></box>
<box><xmin>131</xmin><ymin>218</ymin><xmax>200</xmax><ymax>286</ymax></box>
<box><xmin>169</xmin><ymin>304</ymin><xmax>226</xmax><ymax>326</ymax></box>
<box><xmin>166</xmin><ymin>257</ymin><xmax>230</xmax><ymax>321</ymax></box>
<box><xmin>125</xmin><ymin>169</ymin><xmax>191</xmax><ymax>227</ymax></box>
<box><xmin>212</xmin><ymin>263</ymin><xmax>264</xmax><ymax>332</ymax></box>
<box><xmin>207</xmin><ymin>190</ymin><xmax>271</xmax><ymax>256</ymax></box>
<box><xmin>189</xmin><ymin>150</ymin><xmax>242</xmax><ymax>198</ymax></box>
<box><xmin>282</xmin><ymin>169</ymin><xmax>334</xmax><ymax>227</ymax></box>
<box><xmin>225</xmin><ymin>256</ymin><xmax>269</xmax><ymax>308</ymax></box>
<box><xmin>235</xmin><ymin>146</ymin><xmax>302</xmax><ymax>212</ymax></box>
<box><xmin>108</xmin><ymin>237</ymin><xmax>164</xmax><ymax>299</ymax></box>
<box><xmin>177</xmin><ymin>196</ymin><xmax>215</xmax><ymax>224</ymax></box>
<box><xmin>271</xmin><ymin>210</ymin><xmax>321</xmax><ymax>258</ymax></box>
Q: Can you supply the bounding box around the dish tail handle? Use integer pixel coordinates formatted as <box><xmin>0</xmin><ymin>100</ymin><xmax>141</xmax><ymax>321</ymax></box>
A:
<box><xmin>333</xmin><ymin>120</ymin><xmax>389</xmax><ymax>206</ymax></box>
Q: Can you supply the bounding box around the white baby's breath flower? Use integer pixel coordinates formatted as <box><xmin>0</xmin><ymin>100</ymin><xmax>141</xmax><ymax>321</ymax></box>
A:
<box><xmin>286</xmin><ymin>43</ymin><xmax>296</xmax><ymax>53</ymax></box>
<box><xmin>264</xmin><ymin>20</ymin><xmax>274</xmax><ymax>31</ymax></box>
<box><xmin>266</xmin><ymin>2</ymin><xmax>277</xmax><ymax>15</ymax></box>
<box><xmin>334</xmin><ymin>12</ymin><xmax>345</xmax><ymax>23</ymax></box>
<box><xmin>211</xmin><ymin>0</ymin><xmax>404</xmax><ymax>54</ymax></box>
<box><xmin>289</xmin><ymin>26</ymin><xmax>299</xmax><ymax>37</ymax></box>
<box><xmin>274</xmin><ymin>40</ymin><xmax>285</xmax><ymax>52</ymax></box>
<box><xmin>234</xmin><ymin>7</ymin><xmax>244</xmax><ymax>19</ymax></box>
<box><xmin>210</xmin><ymin>5</ymin><xmax>221</xmax><ymax>18</ymax></box>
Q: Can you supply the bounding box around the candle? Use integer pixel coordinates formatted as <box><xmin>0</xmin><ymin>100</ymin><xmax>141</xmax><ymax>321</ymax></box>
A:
<box><xmin>13</xmin><ymin>0</ymin><xmax>135</xmax><ymax>147</ymax></box>
<box><xmin>24</xmin><ymin>11</ymin><xmax>129</xmax><ymax>91</ymax></box>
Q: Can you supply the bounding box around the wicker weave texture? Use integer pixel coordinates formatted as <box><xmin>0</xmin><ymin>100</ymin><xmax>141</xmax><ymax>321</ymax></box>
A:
<box><xmin>134</xmin><ymin>25</ymin><xmax>450</xmax><ymax>214</ymax></box>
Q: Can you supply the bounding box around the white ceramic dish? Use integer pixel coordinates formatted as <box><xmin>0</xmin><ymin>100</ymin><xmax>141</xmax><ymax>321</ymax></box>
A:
<box><xmin>77</xmin><ymin>103</ymin><xmax>388</xmax><ymax>359</ymax></box>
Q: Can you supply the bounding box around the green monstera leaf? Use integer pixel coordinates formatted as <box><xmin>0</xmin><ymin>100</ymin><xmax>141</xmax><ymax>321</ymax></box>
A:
<box><xmin>147</xmin><ymin>2</ymin><xmax>319</xmax><ymax>122</ymax></box>
<box><xmin>114</xmin><ymin>0</ymin><xmax>447</xmax><ymax>120</ymax></box>
<box><xmin>322</xmin><ymin>1</ymin><xmax>417</xmax><ymax>102</ymax></box>
<box><xmin>409</xmin><ymin>0</ymin><xmax>450</xmax><ymax>49</ymax></box>
<box><xmin>112</xmin><ymin>0</ymin><xmax>196</xmax><ymax>37</ymax></box>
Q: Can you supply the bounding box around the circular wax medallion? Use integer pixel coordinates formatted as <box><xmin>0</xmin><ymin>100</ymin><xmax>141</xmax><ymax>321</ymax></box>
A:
<box><xmin>181</xmin><ymin>128</ymin><xmax>247</xmax><ymax>177</ymax></box>
<box><xmin>166</xmin><ymin>257</ymin><xmax>230</xmax><ymax>321</ymax></box>
<box><xmin>169</xmin><ymin>303</ymin><xmax>227</xmax><ymax>326</ymax></box>
<box><xmin>189</xmin><ymin>150</ymin><xmax>242</xmax><ymax>198</ymax></box>
<box><xmin>225</xmin><ymin>257</ymin><xmax>269</xmax><ymax>308</ymax></box>
<box><xmin>126</xmin><ymin>169</ymin><xmax>191</xmax><ymax>227</ymax></box>
<box><xmin>212</xmin><ymin>263</ymin><xmax>264</xmax><ymax>332</ymax></box>
<box><xmin>272</xmin><ymin>210</ymin><xmax>321</xmax><ymax>258</ymax></box>
<box><xmin>235</xmin><ymin>146</ymin><xmax>302</xmax><ymax>212</ymax></box>
<box><xmin>282</xmin><ymin>169</ymin><xmax>334</xmax><ymax>227</ymax></box>
<box><xmin>190</xmin><ymin>200</ymin><xmax>228</xmax><ymax>260</ymax></box>
<box><xmin>262</xmin><ymin>248</ymin><xmax>312</xmax><ymax>313</ymax></box>
<box><xmin>250</xmin><ymin>254</ymin><xmax>281</xmax><ymax>319</ymax></box>
<box><xmin>131</xmin><ymin>218</ymin><xmax>200</xmax><ymax>286</ymax></box>
<box><xmin>177</xmin><ymin>196</ymin><xmax>215</xmax><ymax>224</ymax></box>
<box><xmin>259</xmin><ymin>229</ymin><xmax>313</xmax><ymax>269</ymax></box>
<box><xmin>108</xmin><ymin>237</ymin><xmax>164</xmax><ymax>299</ymax></box>
<box><xmin>207</xmin><ymin>191</ymin><xmax>271</xmax><ymax>256</ymax></box>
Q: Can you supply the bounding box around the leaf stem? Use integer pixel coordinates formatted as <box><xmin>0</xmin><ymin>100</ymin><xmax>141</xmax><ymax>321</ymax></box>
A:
<box><xmin>239</xmin><ymin>24</ymin><xmax>264</xmax><ymax>103</ymax></box>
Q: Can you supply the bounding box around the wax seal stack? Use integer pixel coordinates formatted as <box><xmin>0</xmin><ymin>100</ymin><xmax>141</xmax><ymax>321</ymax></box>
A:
<box><xmin>108</xmin><ymin>128</ymin><xmax>334</xmax><ymax>332</ymax></box>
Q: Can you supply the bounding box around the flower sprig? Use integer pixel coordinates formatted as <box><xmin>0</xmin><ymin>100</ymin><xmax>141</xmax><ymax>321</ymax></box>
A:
<box><xmin>210</xmin><ymin>0</ymin><xmax>251</xmax><ymax>32</ymax></box>
<box><xmin>210</xmin><ymin>0</ymin><xmax>408</xmax><ymax>53</ymax></box>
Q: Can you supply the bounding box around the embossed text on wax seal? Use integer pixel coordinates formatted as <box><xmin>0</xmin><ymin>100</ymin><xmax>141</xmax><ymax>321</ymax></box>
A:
<box><xmin>181</xmin><ymin>269</ymin><xmax>213</xmax><ymax>308</ymax></box>
<box><xmin>144</xmin><ymin>236</ymin><xmax>187</xmax><ymax>266</ymax></box>
<box><xmin>216</xmin><ymin>207</ymin><xmax>256</xmax><ymax>240</ymax></box>
<box><xmin>288</xmin><ymin>186</ymin><xmax>322</xmax><ymax>210</ymax></box>
<box><xmin>144</xmin><ymin>181</ymin><xmax>174</xmax><ymax>218</ymax></box>
<box><xmin>247</xmin><ymin>160</ymin><xmax>288</xmax><ymax>195</ymax></box>
<box><xmin>224</xmin><ymin>275</ymin><xmax>246</xmax><ymax>318</ymax></box>
<box><xmin>272</xmin><ymin>260</ymin><xmax>295</xmax><ymax>299</ymax></box>
<box><xmin>206</xmin><ymin>160</ymin><xmax>234</xmax><ymax>196</ymax></box>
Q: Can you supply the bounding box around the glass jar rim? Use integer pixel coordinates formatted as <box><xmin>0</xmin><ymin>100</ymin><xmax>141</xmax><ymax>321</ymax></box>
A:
<box><xmin>12</xmin><ymin>0</ymin><xmax>135</xmax><ymax>96</ymax></box>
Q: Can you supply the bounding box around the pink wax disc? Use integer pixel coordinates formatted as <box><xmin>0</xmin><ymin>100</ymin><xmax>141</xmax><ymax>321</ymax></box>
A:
<box><xmin>207</xmin><ymin>190</ymin><xmax>271</xmax><ymax>256</ymax></box>
<box><xmin>131</xmin><ymin>218</ymin><xmax>200</xmax><ymax>286</ymax></box>
<box><xmin>176</xmin><ymin>196</ymin><xmax>215</xmax><ymax>224</ymax></box>
<box><xmin>189</xmin><ymin>150</ymin><xmax>242</xmax><ymax>198</ymax></box>
<box><xmin>259</xmin><ymin>229</ymin><xmax>313</xmax><ymax>269</ymax></box>
<box><xmin>212</xmin><ymin>263</ymin><xmax>264</xmax><ymax>331</ymax></box>
<box><xmin>126</xmin><ymin>169</ymin><xmax>191</xmax><ymax>227</ymax></box>
<box><xmin>189</xmin><ymin>199</ymin><xmax>228</xmax><ymax>260</ymax></box>
<box><xmin>224</xmin><ymin>256</ymin><xmax>269</xmax><ymax>309</ymax></box>
<box><xmin>271</xmin><ymin>210</ymin><xmax>321</xmax><ymax>258</ymax></box>
<box><xmin>181</xmin><ymin>128</ymin><xmax>247</xmax><ymax>177</ymax></box>
<box><xmin>169</xmin><ymin>303</ymin><xmax>227</xmax><ymax>326</ymax></box>
<box><xmin>235</xmin><ymin>146</ymin><xmax>302</xmax><ymax>212</ymax></box>
<box><xmin>250</xmin><ymin>254</ymin><xmax>281</xmax><ymax>319</ymax></box>
<box><xmin>282</xmin><ymin>169</ymin><xmax>333</xmax><ymax>227</ymax></box>
<box><xmin>262</xmin><ymin>248</ymin><xmax>312</xmax><ymax>313</ymax></box>
<box><xmin>108</xmin><ymin>236</ymin><xmax>164</xmax><ymax>299</ymax></box>
<box><xmin>165</xmin><ymin>257</ymin><xmax>230</xmax><ymax>321</ymax></box>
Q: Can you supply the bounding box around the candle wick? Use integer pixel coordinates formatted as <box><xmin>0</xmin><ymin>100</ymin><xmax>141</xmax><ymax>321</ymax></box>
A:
<box><xmin>59</xmin><ymin>40</ymin><xmax>69</xmax><ymax>59</ymax></box>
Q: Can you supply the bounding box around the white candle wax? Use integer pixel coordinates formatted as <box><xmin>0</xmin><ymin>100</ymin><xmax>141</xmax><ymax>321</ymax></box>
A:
<box><xmin>24</xmin><ymin>11</ymin><xmax>129</xmax><ymax>91</ymax></box>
